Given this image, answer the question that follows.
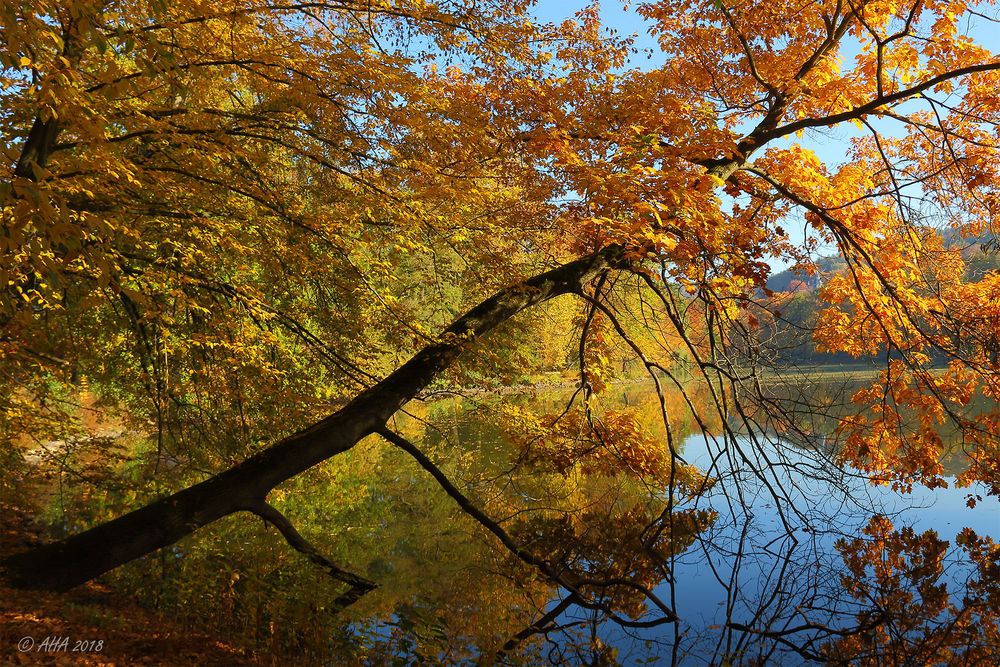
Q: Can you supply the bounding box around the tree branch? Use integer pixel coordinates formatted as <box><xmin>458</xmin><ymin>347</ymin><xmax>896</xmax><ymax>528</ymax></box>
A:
<box><xmin>250</xmin><ymin>501</ymin><xmax>376</xmax><ymax>611</ymax></box>
<box><xmin>375</xmin><ymin>426</ymin><xmax>678</xmax><ymax>627</ymax></box>
<box><xmin>2</xmin><ymin>244</ymin><xmax>629</xmax><ymax>591</ymax></box>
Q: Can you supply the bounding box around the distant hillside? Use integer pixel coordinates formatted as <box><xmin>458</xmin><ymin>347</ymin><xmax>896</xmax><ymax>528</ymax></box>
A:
<box><xmin>765</xmin><ymin>255</ymin><xmax>846</xmax><ymax>293</ymax></box>
<box><xmin>757</xmin><ymin>242</ymin><xmax>1000</xmax><ymax>367</ymax></box>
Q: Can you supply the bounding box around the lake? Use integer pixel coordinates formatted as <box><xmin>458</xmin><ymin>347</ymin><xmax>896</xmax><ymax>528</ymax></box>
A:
<box><xmin>110</xmin><ymin>377</ymin><xmax>1000</xmax><ymax>665</ymax></box>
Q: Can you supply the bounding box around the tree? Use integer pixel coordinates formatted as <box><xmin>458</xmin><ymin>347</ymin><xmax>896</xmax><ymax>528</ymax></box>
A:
<box><xmin>4</xmin><ymin>0</ymin><xmax>1000</xmax><ymax>662</ymax></box>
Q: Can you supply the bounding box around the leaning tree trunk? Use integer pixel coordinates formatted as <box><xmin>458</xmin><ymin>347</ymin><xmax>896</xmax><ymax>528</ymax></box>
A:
<box><xmin>1</xmin><ymin>245</ymin><xmax>627</xmax><ymax>591</ymax></box>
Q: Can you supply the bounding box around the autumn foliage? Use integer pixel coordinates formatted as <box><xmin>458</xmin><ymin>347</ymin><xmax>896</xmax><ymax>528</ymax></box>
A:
<box><xmin>4</xmin><ymin>0</ymin><xmax>1000</xmax><ymax>663</ymax></box>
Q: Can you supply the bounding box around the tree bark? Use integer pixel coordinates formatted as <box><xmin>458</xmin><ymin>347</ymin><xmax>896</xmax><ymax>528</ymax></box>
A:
<box><xmin>1</xmin><ymin>245</ymin><xmax>628</xmax><ymax>591</ymax></box>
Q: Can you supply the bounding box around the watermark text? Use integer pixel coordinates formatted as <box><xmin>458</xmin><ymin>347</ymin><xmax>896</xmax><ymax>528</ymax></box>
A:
<box><xmin>17</xmin><ymin>636</ymin><xmax>105</xmax><ymax>653</ymax></box>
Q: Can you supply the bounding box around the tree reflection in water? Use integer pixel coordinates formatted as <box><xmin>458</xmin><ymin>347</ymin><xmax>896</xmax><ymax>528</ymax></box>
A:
<box><xmin>103</xmin><ymin>380</ymin><xmax>998</xmax><ymax>665</ymax></box>
<box><xmin>353</xmin><ymin>381</ymin><xmax>997</xmax><ymax>665</ymax></box>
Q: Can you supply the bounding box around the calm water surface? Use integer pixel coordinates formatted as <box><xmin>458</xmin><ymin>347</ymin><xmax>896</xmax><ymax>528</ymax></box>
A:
<box><xmin>401</xmin><ymin>379</ymin><xmax>1000</xmax><ymax>665</ymax></box>
<box><xmin>118</xmin><ymin>377</ymin><xmax>996</xmax><ymax>665</ymax></box>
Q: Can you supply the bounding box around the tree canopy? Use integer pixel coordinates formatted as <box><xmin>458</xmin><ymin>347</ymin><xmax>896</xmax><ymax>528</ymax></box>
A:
<box><xmin>3</xmin><ymin>0</ymin><xmax>1000</xmax><ymax>664</ymax></box>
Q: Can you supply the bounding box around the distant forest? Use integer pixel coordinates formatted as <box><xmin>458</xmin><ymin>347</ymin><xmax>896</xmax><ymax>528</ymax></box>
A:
<box><xmin>760</xmin><ymin>237</ymin><xmax>1000</xmax><ymax>368</ymax></box>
